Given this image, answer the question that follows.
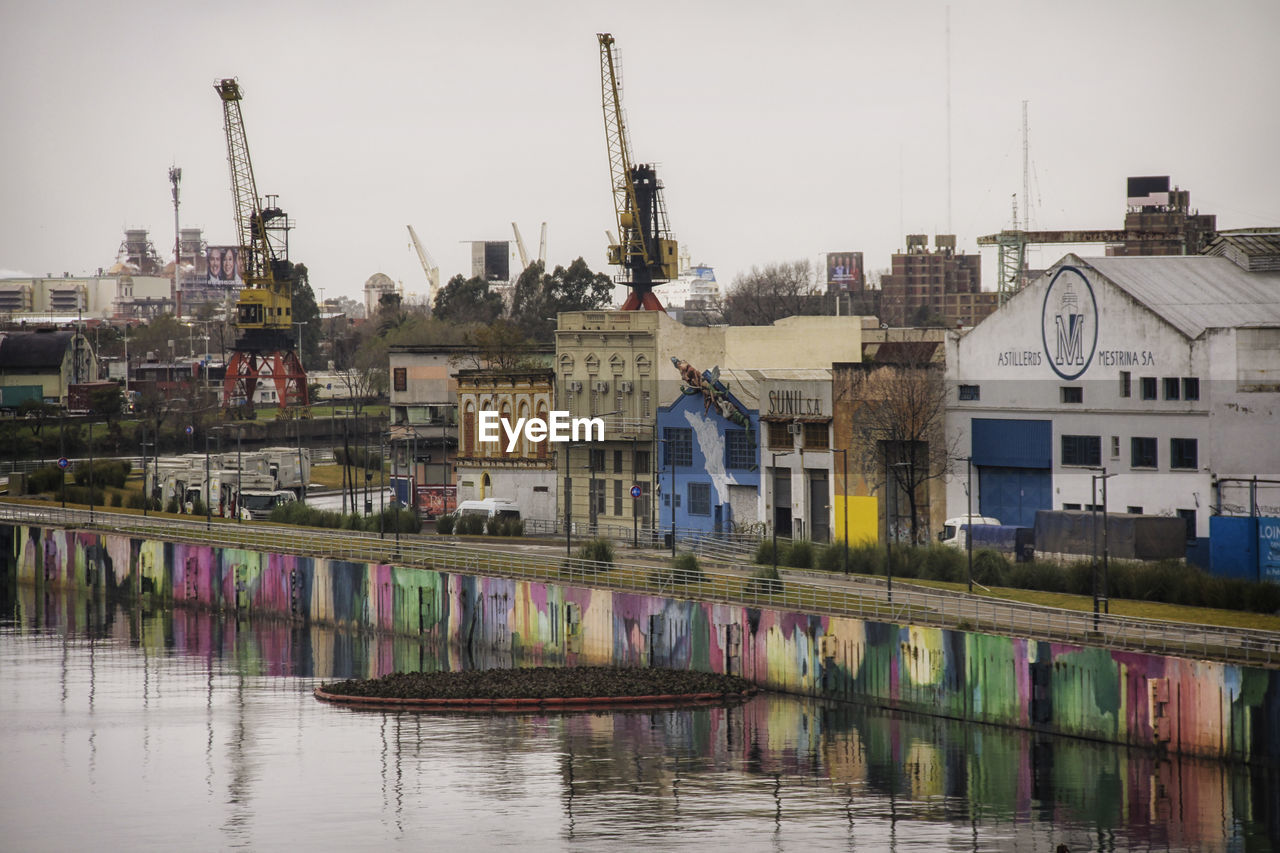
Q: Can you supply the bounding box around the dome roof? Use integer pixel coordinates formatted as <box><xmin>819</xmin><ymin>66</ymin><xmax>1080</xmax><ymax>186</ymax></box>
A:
<box><xmin>364</xmin><ymin>272</ymin><xmax>395</xmax><ymax>289</ymax></box>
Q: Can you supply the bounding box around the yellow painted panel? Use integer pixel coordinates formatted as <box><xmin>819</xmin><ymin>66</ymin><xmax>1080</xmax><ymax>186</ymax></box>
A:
<box><xmin>832</xmin><ymin>495</ymin><xmax>879</xmax><ymax>545</ymax></box>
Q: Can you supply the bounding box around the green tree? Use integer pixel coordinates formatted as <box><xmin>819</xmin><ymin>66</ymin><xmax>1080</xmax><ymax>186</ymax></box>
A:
<box><xmin>17</xmin><ymin>399</ymin><xmax>57</xmax><ymax>436</ymax></box>
<box><xmin>285</xmin><ymin>262</ymin><xmax>321</xmax><ymax>369</ymax></box>
<box><xmin>511</xmin><ymin>257</ymin><xmax>613</xmax><ymax>340</ymax></box>
<box><xmin>433</xmin><ymin>275</ymin><xmax>504</xmax><ymax>325</ymax></box>
<box><xmin>87</xmin><ymin>384</ymin><xmax>123</xmax><ymax>419</ymax></box>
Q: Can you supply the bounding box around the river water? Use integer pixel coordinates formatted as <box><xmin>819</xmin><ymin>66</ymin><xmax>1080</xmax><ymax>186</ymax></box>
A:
<box><xmin>1</xmin><ymin>580</ymin><xmax>1275</xmax><ymax>852</ymax></box>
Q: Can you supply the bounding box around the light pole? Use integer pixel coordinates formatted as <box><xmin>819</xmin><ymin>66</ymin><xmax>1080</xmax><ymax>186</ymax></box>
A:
<box><xmin>140</xmin><ymin>427</ymin><xmax>152</xmax><ymax>518</ymax></box>
<box><xmin>832</xmin><ymin>448</ymin><xmax>849</xmax><ymax>575</ymax></box>
<box><xmin>204</xmin><ymin>432</ymin><xmax>212</xmax><ymax>529</ymax></box>
<box><xmin>953</xmin><ymin>455</ymin><xmax>975</xmax><ymax>594</ymax></box>
<box><xmin>1090</xmin><ymin>467</ymin><xmax>1117</xmax><ymax>628</ymax></box>
<box><xmin>236</xmin><ymin>425</ymin><xmax>243</xmax><ymax>523</ymax></box>
<box><xmin>769</xmin><ymin>450</ymin><xmax>796</xmax><ymax>576</ymax></box>
<box><xmin>884</xmin><ymin>458</ymin><xmax>910</xmax><ymax>605</ymax></box>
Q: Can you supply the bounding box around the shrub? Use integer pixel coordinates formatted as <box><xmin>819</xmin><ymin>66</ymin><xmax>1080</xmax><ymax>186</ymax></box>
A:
<box><xmin>72</xmin><ymin>459</ymin><xmax>130</xmax><ymax>489</ymax></box>
<box><xmin>110</xmin><ymin>492</ymin><xmax>123</xmax><ymax>507</ymax></box>
<box><xmin>818</xmin><ymin>542</ymin><xmax>852</xmax><ymax>573</ymax></box>
<box><xmin>917</xmin><ymin>545</ymin><xmax>965</xmax><ymax>583</ymax></box>
<box><xmin>165</xmin><ymin>497</ymin><xmax>180</xmax><ymax>514</ymax></box>
<box><xmin>674</xmin><ymin>551</ymin><xmax>704</xmax><ymax>580</ymax></box>
<box><xmin>126</xmin><ymin>493</ymin><xmax>146</xmax><ymax>510</ymax></box>
<box><xmin>782</xmin><ymin>540</ymin><xmax>814</xmax><ymax>569</ymax></box>
<box><xmin>848</xmin><ymin>544</ymin><xmax>882</xmax><ymax>575</ymax></box>
<box><xmin>754</xmin><ymin>539</ymin><xmax>777</xmax><ymax>565</ymax></box>
<box><xmin>435</xmin><ymin>513</ymin><xmax>455</xmax><ymax>534</ymax></box>
<box><xmin>651</xmin><ymin>552</ymin><xmax>706</xmax><ymax>589</ymax></box>
<box><xmin>26</xmin><ymin>465</ymin><xmax>64</xmax><ymax>494</ymax></box>
<box><xmin>745</xmin><ymin>565</ymin><xmax>783</xmax><ymax>598</ymax></box>
<box><xmin>577</xmin><ymin>538</ymin><xmax>615</xmax><ymax>566</ymax></box>
<box><xmin>972</xmin><ymin>549</ymin><xmax>1010</xmax><ymax>586</ymax></box>
<box><xmin>63</xmin><ymin>485</ymin><xmax>105</xmax><ymax>506</ymax></box>
<box><xmin>455</xmin><ymin>514</ymin><xmax>486</xmax><ymax>535</ymax></box>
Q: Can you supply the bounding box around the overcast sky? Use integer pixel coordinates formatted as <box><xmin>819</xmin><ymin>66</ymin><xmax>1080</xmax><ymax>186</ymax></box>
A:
<box><xmin>2</xmin><ymin>0</ymin><xmax>1277</xmax><ymax>304</ymax></box>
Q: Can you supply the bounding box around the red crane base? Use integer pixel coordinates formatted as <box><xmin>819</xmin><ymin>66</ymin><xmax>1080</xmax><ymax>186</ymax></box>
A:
<box><xmin>619</xmin><ymin>289</ymin><xmax>666</xmax><ymax>311</ymax></box>
<box><xmin>223</xmin><ymin>349</ymin><xmax>308</xmax><ymax>415</ymax></box>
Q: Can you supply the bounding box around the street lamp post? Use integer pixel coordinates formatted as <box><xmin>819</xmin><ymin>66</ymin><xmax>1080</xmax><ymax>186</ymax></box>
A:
<box><xmin>832</xmin><ymin>448</ymin><xmax>849</xmax><ymax>575</ymax></box>
<box><xmin>884</xmin><ymin>458</ymin><xmax>911</xmax><ymax>605</ymax></box>
<box><xmin>1090</xmin><ymin>467</ymin><xmax>1117</xmax><ymax>629</ymax></box>
<box><xmin>88</xmin><ymin>418</ymin><xmax>94</xmax><ymax>523</ymax></box>
<box><xmin>204</xmin><ymin>432</ymin><xmax>212</xmax><ymax>529</ymax></box>
<box><xmin>952</xmin><ymin>455</ymin><xmax>975</xmax><ymax>594</ymax></box>
<box><xmin>236</xmin><ymin>426</ymin><xmax>243</xmax><ymax>523</ymax></box>
<box><xmin>769</xmin><ymin>450</ymin><xmax>797</xmax><ymax>576</ymax></box>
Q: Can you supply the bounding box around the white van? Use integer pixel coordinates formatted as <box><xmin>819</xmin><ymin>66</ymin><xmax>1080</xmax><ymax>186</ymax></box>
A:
<box><xmin>939</xmin><ymin>515</ymin><xmax>1002</xmax><ymax>549</ymax></box>
<box><xmin>454</xmin><ymin>498</ymin><xmax>521</xmax><ymax>521</ymax></box>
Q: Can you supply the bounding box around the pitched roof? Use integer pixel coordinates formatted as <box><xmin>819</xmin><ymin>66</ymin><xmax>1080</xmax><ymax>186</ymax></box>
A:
<box><xmin>1082</xmin><ymin>255</ymin><xmax>1280</xmax><ymax>339</ymax></box>
<box><xmin>0</xmin><ymin>331</ymin><xmax>75</xmax><ymax>369</ymax></box>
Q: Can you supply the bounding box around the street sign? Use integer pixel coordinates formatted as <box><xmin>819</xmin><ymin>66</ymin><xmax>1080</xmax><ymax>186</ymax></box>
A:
<box><xmin>185</xmin><ymin>425</ymin><xmax>194</xmax><ymax>435</ymax></box>
<box><xmin>630</xmin><ymin>484</ymin><xmax>642</xmax><ymax>498</ymax></box>
<box><xmin>57</xmin><ymin>457</ymin><xmax>69</xmax><ymax>470</ymax></box>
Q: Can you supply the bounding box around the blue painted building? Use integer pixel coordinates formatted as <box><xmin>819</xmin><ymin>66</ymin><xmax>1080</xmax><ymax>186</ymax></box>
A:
<box><xmin>654</xmin><ymin>363</ymin><xmax>760</xmax><ymax>535</ymax></box>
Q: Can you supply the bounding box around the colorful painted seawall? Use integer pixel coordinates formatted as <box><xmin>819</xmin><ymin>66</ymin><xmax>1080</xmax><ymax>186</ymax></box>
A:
<box><xmin>6</xmin><ymin>522</ymin><xmax>1279</xmax><ymax>765</ymax></box>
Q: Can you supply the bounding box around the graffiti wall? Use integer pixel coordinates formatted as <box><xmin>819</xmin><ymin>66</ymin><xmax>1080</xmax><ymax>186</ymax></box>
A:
<box><xmin>6</xmin><ymin>522</ymin><xmax>1279</xmax><ymax>765</ymax></box>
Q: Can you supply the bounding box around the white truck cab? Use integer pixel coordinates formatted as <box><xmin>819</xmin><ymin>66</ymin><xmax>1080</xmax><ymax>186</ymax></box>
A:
<box><xmin>939</xmin><ymin>515</ymin><xmax>1002</xmax><ymax>549</ymax></box>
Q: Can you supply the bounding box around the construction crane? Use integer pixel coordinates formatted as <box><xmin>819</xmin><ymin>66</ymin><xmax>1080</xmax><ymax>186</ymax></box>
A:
<box><xmin>598</xmin><ymin>32</ymin><xmax>678</xmax><ymax>311</ymax></box>
<box><xmin>511</xmin><ymin>222</ymin><xmax>531</xmax><ymax>270</ymax></box>
<box><xmin>510</xmin><ymin>221</ymin><xmax>549</xmax><ymax>271</ymax></box>
<box><xmin>978</xmin><ymin>225</ymin><xmax>1174</xmax><ymax>304</ymax></box>
<box><xmin>215</xmin><ymin>78</ymin><xmax>307</xmax><ymax>416</ymax></box>
<box><xmin>406</xmin><ymin>225</ymin><xmax>440</xmax><ymax>303</ymax></box>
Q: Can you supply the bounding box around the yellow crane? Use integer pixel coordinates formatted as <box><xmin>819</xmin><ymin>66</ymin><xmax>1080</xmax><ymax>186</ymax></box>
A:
<box><xmin>598</xmin><ymin>33</ymin><xmax>678</xmax><ymax>310</ymax></box>
<box><xmin>215</xmin><ymin>78</ymin><xmax>307</xmax><ymax>415</ymax></box>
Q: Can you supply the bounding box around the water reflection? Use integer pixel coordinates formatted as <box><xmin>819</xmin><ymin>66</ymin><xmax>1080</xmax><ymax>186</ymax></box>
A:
<box><xmin>1</xmin><ymin>580</ymin><xmax>1276</xmax><ymax>852</ymax></box>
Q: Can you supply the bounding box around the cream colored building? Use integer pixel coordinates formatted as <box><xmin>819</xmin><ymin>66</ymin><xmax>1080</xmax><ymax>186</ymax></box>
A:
<box><xmin>0</xmin><ymin>274</ymin><xmax>172</xmax><ymax>321</ymax></box>
<box><xmin>455</xmin><ymin>368</ymin><xmax>557</xmax><ymax>520</ymax></box>
<box><xmin>554</xmin><ymin>311</ymin><xmax>864</xmax><ymax>539</ymax></box>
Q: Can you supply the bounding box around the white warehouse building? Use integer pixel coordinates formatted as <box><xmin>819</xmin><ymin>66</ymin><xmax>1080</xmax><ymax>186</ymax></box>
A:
<box><xmin>945</xmin><ymin>236</ymin><xmax>1280</xmax><ymax>544</ymax></box>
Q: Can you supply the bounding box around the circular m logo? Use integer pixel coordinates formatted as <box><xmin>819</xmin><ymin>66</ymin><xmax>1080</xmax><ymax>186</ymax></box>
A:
<box><xmin>1041</xmin><ymin>266</ymin><xmax>1097</xmax><ymax>380</ymax></box>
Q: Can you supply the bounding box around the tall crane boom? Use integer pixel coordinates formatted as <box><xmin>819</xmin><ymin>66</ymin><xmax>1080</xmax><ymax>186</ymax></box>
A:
<box><xmin>598</xmin><ymin>32</ymin><xmax>678</xmax><ymax>311</ymax></box>
<box><xmin>511</xmin><ymin>222</ymin><xmax>531</xmax><ymax>270</ymax></box>
<box><xmin>216</xmin><ymin>78</ymin><xmax>293</xmax><ymax>340</ymax></box>
<box><xmin>215</xmin><ymin>78</ymin><xmax>306</xmax><ymax>416</ymax></box>
<box><xmin>406</xmin><ymin>225</ymin><xmax>440</xmax><ymax>301</ymax></box>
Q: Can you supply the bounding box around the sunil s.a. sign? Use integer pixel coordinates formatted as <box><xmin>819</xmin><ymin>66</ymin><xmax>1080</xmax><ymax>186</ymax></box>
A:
<box><xmin>477</xmin><ymin>410</ymin><xmax>605</xmax><ymax>452</ymax></box>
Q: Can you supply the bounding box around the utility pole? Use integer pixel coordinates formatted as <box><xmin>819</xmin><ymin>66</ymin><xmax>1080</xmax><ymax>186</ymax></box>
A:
<box><xmin>170</xmin><ymin>166</ymin><xmax>182</xmax><ymax>317</ymax></box>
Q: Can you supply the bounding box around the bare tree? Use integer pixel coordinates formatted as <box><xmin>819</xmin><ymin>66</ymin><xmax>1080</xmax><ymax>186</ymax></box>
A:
<box><xmin>845</xmin><ymin>364</ymin><xmax>956</xmax><ymax>544</ymax></box>
<box><xmin>711</xmin><ymin>260</ymin><xmax>824</xmax><ymax>326</ymax></box>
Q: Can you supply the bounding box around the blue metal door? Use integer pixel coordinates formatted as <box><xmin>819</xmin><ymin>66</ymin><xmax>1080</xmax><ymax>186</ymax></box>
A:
<box><xmin>978</xmin><ymin>467</ymin><xmax>1051</xmax><ymax>529</ymax></box>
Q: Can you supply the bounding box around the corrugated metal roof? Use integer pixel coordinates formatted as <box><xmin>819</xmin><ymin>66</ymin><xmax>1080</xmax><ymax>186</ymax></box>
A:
<box><xmin>0</xmin><ymin>331</ymin><xmax>75</xmax><ymax>369</ymax></box>
<box><xmin>1083</xmin><ymin>256</ymin><xmax>1280</xmax><ymax>339</ymax></box>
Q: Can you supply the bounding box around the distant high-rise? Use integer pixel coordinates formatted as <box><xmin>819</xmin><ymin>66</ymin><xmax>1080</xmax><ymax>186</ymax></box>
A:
<box><xmin>879</xmin><ymin>235</ymin><xmax>995</xmax><ymax>328</ymax></box>
<box><xmin>1107</xmin><ymin>177</ymin><xmax>1217</xmax><ymax>257</ymax></box>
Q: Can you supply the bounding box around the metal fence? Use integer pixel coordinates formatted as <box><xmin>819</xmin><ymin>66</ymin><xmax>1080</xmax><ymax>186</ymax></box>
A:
<box><xmin>3</xmin><ymin>501</ymin><xmax>1277</xmax><ymax>669</ymax></box>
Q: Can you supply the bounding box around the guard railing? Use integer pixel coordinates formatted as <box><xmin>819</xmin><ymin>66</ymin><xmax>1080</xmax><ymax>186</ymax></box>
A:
<box><xmin>2</xmin><ymin>501</ymin><xmax>1276</xmax><ymax>668</ymax></box>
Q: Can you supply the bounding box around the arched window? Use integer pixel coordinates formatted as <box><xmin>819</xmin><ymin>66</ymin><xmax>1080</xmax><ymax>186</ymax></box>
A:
<box><xmin>536</xmin><ymin>401</ymin><xmax>549</xmax><ymax>460</ymax></box>
<box><xmin>500</xmin><ymin>401</ymin><xmax>513</xmax><ymax>458</ymax></box>
<box><xmin>463</xmin><ymin>401</ymin><xmax>476</xmax><ymax>457</ymax></box>
<box><xmin>518</xmin><ymin>400</ymin><xmax>531</xmax><ymax>458</ymax></box>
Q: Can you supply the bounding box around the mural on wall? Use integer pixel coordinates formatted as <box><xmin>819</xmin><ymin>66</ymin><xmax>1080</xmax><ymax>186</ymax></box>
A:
<box><xmin>671</xmin><ymin>357</ymin><xmax>756</xmax><ymax>467</ymax></box>
<box><xmin>10</xmin><ymin>576</ymin><xmax>1273</xmax><ymax>847</ymax></box>
<box><xmin>7</xmin><ymin>521</ymin><xmax>1280</xmax><ymax>767</ymax></box>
